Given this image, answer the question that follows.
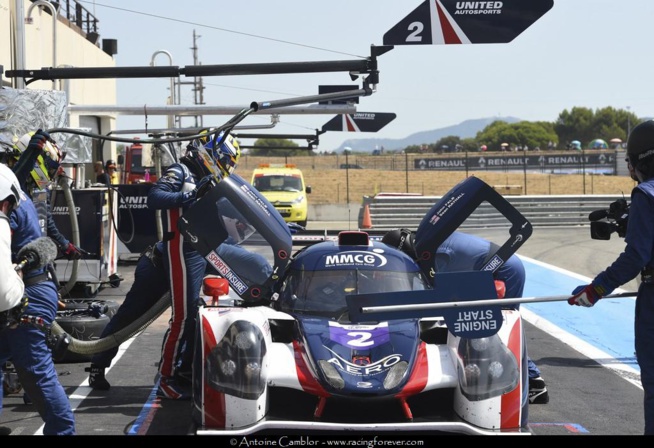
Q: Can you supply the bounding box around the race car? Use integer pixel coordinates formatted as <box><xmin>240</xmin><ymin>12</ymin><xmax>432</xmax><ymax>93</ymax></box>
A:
<box><xmin>182</xmin><ymin>174</ymin><xmax>532</xmax><ymax>435</ymax></box>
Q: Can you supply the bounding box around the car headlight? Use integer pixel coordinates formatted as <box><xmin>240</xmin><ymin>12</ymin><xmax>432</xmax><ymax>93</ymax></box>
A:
<box><xmin>290</xmin><ymin>195</ymin><xmax>305</xmax><ymax>205</ymax></box>
<box><xmin>206</xmin><ymin>320</ymin><xmax>267</xmax><ymax>399</ymax></box>
<box><xmin>318</xmin><ymin>360</ymin><xmax>345</xmax><ymax>390</ymax></box>
<box><xmin>456</xmin><ymin>334</ymin><xmax>519</xmax><ymax>401</ymax></box>
<box><xmin>383</xmin><ymin>361</ymin><xmax>409</xmax><ymax>390</ymax></box>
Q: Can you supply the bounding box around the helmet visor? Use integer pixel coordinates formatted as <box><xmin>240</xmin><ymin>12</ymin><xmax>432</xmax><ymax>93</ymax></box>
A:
<box><xmin>195</xmin><ymin>144</ymin><xmax>222</xmax><ymax>179</ymax></box>
<box><xmin>204</xmin><ymin>133</ymin><xmax>239</xmax><ymax>177</ymax></box>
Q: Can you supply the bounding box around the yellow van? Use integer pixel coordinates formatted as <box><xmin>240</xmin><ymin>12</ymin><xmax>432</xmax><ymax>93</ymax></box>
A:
<box><xmin>251</xmin><ymin>164</ymin><xmax>311</xmax><ymax>227</ymax></box>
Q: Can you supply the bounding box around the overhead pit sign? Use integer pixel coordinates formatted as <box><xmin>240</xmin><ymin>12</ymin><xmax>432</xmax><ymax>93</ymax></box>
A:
<box><xmin>383</xmin><ymin>0</ymin><xmax>554</xmax><ymax>45</ymax></box>
<box><xmin>321</xmin><ymin>112</ymin><xmax>396</xmax><ymax>133</ymax></box>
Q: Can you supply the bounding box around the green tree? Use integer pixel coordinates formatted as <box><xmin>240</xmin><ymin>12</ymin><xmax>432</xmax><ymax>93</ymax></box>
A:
<box><xmin>554</xmin><ymin>106</ymin><xmax>638</xmax><ymax>148</ymax></box>
<box><xmin>247</xmin><ymin>138</ymin><xmax>314</xmax><ymax>157</ymax></box>
<box><xmin>434</xmin><ymin>135</ymin><xmax>462</xmax><ymax>153</ymax></box>
<box><xmin>474</xmin><ymin>120</ymin><xmax>557</xmax><ymax>151</ymax></box>
<box><xmin>460</xmin><ymin>137</ymin><xmax>478</xmax><ymax>152</ymax></box>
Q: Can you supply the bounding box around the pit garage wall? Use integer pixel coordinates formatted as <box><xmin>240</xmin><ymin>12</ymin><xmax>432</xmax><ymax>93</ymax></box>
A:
<box><xmin>0</xmin><ymin>0</ymin><xmax>118</xmax><ymax>178</ymax></box>
<box><xmin>0</xmin><ymin>0</ymin><xmax>116</xmax><ymax>103</ymax></box>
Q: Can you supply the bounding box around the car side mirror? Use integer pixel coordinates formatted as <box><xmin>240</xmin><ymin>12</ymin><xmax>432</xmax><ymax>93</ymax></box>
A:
<box><xmin>306</xmin><ymin>185</ymin><xmax>312</xmax><ymax>194</ymax></box>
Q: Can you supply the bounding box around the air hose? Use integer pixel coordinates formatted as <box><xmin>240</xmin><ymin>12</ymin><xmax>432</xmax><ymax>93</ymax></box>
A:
<box><xmin>55</xmin><ymin>175</ymin><xmax>80</xmax><ymax>296</ymax></box>
<box><xmin>50</xmin><ymin>291</ymin><xmax>171</xmax><ymax>355</ymax></box>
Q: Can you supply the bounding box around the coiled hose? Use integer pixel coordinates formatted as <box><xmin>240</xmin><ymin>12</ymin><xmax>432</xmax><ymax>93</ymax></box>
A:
<box><xmin>50</xmin><ymin>291</ymin><xmax>171</xmax><ymax>355</ymax></box>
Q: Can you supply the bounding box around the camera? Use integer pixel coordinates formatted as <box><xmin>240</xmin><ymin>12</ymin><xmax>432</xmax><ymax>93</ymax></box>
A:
<box><xmin>589</xmin><ymin>198</ymin><xmax>630</xmax><ymax>240</ymax></box>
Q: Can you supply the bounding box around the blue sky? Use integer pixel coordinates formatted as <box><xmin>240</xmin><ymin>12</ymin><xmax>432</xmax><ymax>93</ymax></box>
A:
<box><xmin>85</xmin><ymin>0</ymin><xmax>654</xmax><ymax>152</ymax></box>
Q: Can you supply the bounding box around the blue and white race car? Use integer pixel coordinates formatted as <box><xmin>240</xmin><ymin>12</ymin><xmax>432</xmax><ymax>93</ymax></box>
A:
<box><xmin>181</xmin><ymin>174</ymin><xmax>533</xmax><ymax>435</ymax></box>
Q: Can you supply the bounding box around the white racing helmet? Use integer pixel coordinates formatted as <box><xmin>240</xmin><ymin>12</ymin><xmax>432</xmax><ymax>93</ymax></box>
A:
<box><xmin>0</xmin><ymin>164</ymin><xmax>22</xmax><ymax>210</ymax></box>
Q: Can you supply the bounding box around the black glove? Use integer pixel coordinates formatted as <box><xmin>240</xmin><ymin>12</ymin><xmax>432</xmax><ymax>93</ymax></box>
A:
<box><xmin>195</xmin><ymin>175</ymin><xmax>215</xmax><ymax>199</ymax></box>
<box><xmin>27</xmin><ymin>129</ymin><xmax>53</xmax><ymax>153</ymax></box>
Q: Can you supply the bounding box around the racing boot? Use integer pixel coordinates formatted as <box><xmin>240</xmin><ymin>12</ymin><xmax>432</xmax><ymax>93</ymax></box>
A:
<box><xmin>528</xmin><ymin>376</ymin><xmax>549</xmax><ymax>404</ymax></box>
<box><xmin>86</xmin><ymin>364</ymin><xmax>110</xmax><ymax>391</ymax></box>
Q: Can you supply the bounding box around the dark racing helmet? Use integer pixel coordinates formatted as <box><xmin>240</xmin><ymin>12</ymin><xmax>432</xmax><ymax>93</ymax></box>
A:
<box><xmin>627</xmin><ymin>119</ymin><xmax>654</xmax><ymax>181</ymax></box>
<box><xmin>203</xmin><ymin>131</ymin><xmax>241</xmax><ymax>177</ymax></box>
<box><xmin>381</xmin><ymin>228</ymin><xmax>418</xmax><ymax>260</ymax></box>
<box><xmin>180</xmin><ymin>142</ymin><xmax>215</xmax><ymax>179</ymax></box>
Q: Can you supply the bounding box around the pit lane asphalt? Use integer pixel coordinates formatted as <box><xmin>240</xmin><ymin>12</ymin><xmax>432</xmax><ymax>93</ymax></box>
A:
<box><xmin>0</xmin><ymin>226</ymin><xmax>644</xmax><ymax>436</ymax></box>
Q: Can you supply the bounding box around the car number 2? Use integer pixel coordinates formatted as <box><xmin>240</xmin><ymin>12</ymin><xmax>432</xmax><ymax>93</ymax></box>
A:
<box><xmin>346</xmin><ymin>331</ymin><xmax>374</xmax><ymax>347</ymax></box>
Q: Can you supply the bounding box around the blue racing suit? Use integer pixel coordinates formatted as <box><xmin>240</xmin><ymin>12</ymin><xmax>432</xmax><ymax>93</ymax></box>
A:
<box><xmin>0</xmin><ymin>189</ymin><xmax>75</xmax><ymax>435</ymax></box>
<box><xmin>588</xmin><ymin>180</ymin><xmax>654</xmax><ymax>434</ymax></box>
<box><xmin>91</xmin><ymin>242</ymin><xmax>168</xmax><ymax>369</ymax></box>
<box><xmin>91</xmin><ymin>240</ymin><xmax>273</xmax><ymax>370</ymax></box>
<box><xmin>147</xmin><ymin>163</ymin><xmax>207</xmax><ymax>382</ymax></box>
<box><xmin>434</xmin><ymin>230</ymin><xmax>541</xmax><ymax>379</ymax></box>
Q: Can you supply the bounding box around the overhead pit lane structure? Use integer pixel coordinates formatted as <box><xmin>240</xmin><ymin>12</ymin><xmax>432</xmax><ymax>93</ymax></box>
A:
<box><xmin>3</xmin><ymin>44</ymin><xmax>393</xmax><ymax>147</ymax></box>
<box><xmin>2</xmin><ymin>44</ymin><xmax>394</xmax><ymax>359</ymax></box>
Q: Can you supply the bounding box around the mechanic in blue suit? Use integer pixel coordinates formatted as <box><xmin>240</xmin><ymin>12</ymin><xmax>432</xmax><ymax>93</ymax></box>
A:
<box><xmin>86</xmin><ymin>238</ymin><xmax>275</xmax><ymax>391</ymax></box>
<box><xmin>568</xmin><ymin>119</ymin><xmax>654</xmax><ymax>434</ymax></box>
<box><xmin>382</xmin><ymin>228</ymin><xmax>549</xmax><ymax>405</ymax></box>
<box><xmin>86</xmin><ymin>241</ymin><xmax>168</xmax><ymax>390</ymax></box>
<box><xmin>0</xmin><ymin>131</ymin><xmax>76</xmax><ymax>435</ymax></box>
<box><xmin>147</xmin><ymin>133</ymin><xmax>240</xmax><ymax>400</ymax></box>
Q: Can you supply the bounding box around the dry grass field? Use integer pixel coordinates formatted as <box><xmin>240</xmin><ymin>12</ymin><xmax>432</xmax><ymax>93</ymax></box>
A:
<box><xmin>237</xmin><ymin>154</ymin><xmax>637</xmax><ymax>205</ymax></box>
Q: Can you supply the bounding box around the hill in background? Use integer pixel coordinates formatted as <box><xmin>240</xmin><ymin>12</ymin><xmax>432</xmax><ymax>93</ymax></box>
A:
<box><xmin>334</xmin><ymin>116</ymin><xmax>522</xmax><ymax>153</ymax></box>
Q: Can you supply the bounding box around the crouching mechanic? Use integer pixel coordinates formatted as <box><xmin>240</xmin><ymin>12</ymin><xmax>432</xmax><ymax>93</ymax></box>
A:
<box><xmin>381</xmin><ymin>228</ymin><xmax>549</xmax><ymax>404</ymax></box>
<box><xmin>147</xmin><ymin>132</ymin><xmax>240</xmax><ymax>399</ymax></box>
<box><xmin>568</xmin><ymin>119</ymin><xmax>654</xmax><ymax>434</ymax></box>
<box><xmin>0</xmin><ymin>158</ymin><xmax>75</xmax><ymax>434</ymax></box>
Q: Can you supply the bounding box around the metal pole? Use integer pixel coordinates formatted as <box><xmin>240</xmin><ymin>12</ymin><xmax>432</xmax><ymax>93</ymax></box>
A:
<box><xmin>150</xmin><ymin>50</ymin><xmax>176</xmax><ymax>128</ymax></box>
<box><xmin>405</xmin><ymin>150</ymin><xmax>409</xmax><ymax>193</ymax></box>
<box><xmin>26</xmin><ymin>0</ymin><xmax>58</xmax><ymax>88</ymax></box>
<box><xmin>26</xmin><ymin>2</ymin><xmax>57</xmax><ymax>66</ymax></box>
<box><xmin>12</xmin><ymin>0</ymin><xmax>27</xmax><ymax>89</ymax></box>
<box><xmin>359</xmin><ymin>291</ymin><xmax>637</xmax><ymax>315</ymax></box>
<box><xmin>345</xmin><ymin>151</ymin><xmax>350</xmax><ymax>205</ymax></box>
<box><xmin>582</xmin><ymin>149</ymin><xmax>586</xmax><ymax>194</ymax></box>
<box><xmin>523</xmin><ymin>149</ymin><xmax>527</xmax><ymax>195</ymax></box>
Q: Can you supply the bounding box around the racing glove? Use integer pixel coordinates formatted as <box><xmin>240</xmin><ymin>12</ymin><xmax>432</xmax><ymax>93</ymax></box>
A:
<box><xmin>287</xmin><ymin>222</ymin><xmax>305</xmax><ymax>234</ymax></box>
<box><xmin>568</xmin><ymin>282</ymin><xmax>608</xmax><ymax>307</ymax></box>
<box><xmin>182</xmin><ymin>175</ymin><xmax>215</xmax><ymax>205</ymax></box>
<box><xmin>27</xmin><ymin>129</ymin><xmax>53</xmax><ymax>153</ymax></box>
<box><xmin>195</xmin><ymin>175</ymin><xmax>215</xmax><ymax>199</ymax></box>
<box><xmin>62</xmin><ymin>242</ymin><xmax>83</xmax><ymax>260</ymax></box>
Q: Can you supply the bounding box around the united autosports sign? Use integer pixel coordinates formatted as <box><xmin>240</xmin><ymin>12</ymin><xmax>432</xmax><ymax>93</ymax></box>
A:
<box><xmin>383</xmin><ymin>0</ymin><xmax>554</xmax><ymax>45</ymax></box>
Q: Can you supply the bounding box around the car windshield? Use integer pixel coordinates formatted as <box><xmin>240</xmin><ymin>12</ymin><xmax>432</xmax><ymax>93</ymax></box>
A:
<box><xmin>279</xmin><ymin>268</ymin><xmax>429</xmax><ymax>320</ymax></box>
<box><xmin>253</xmin><ymin>175</ymin><xmax>302</xmax><ymax>192</ymax></box>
